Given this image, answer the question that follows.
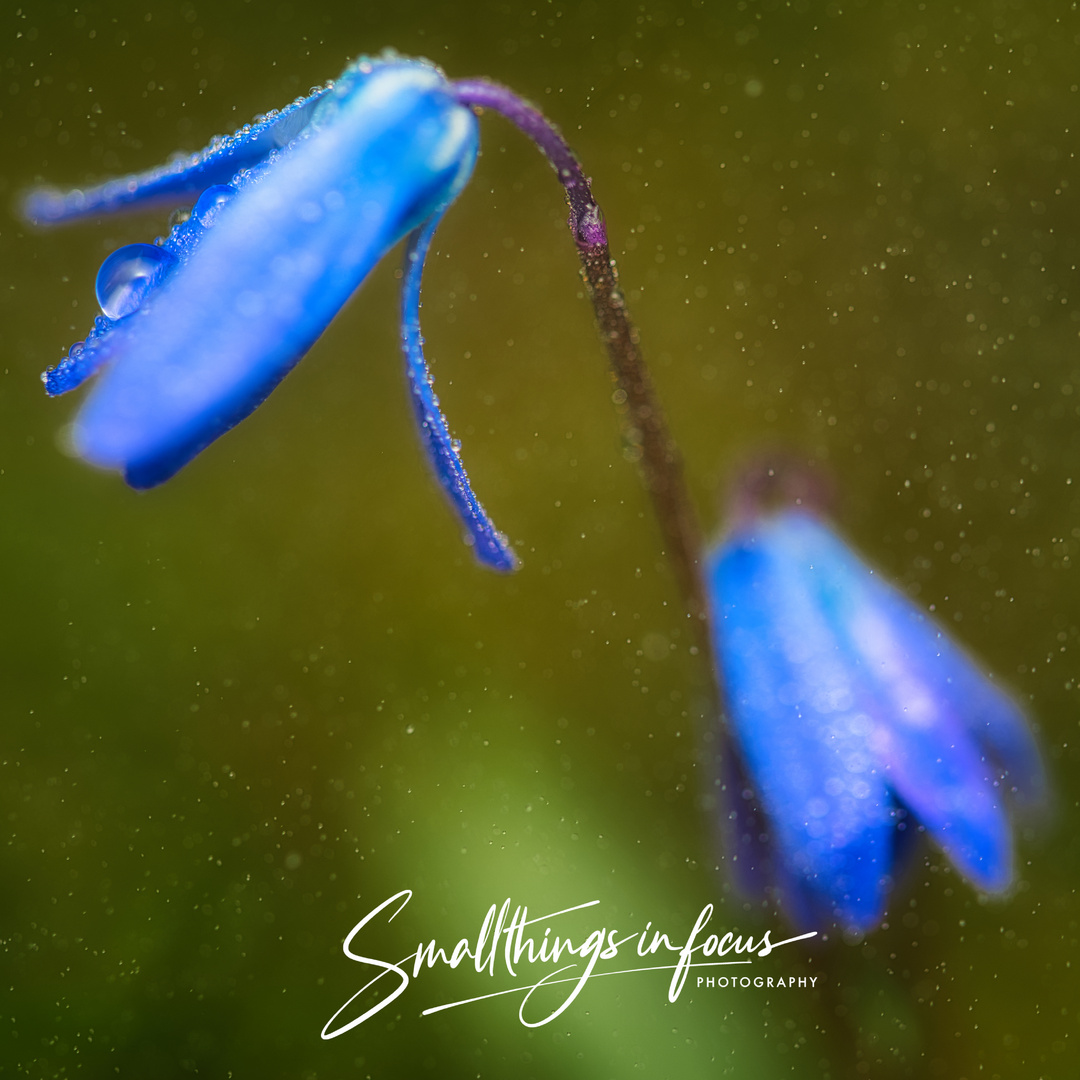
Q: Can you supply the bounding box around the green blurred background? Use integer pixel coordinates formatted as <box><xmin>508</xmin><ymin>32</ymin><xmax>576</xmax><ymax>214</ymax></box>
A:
<box><xmin>2</xmin><ymin>1</ymin><xmax>1078</xmax><ymax>1076</ymax></box>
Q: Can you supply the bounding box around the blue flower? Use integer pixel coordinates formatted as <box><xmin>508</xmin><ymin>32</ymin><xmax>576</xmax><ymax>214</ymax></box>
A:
<box><xmin>708</xmin><ymin>504</ymin><xmax>1045</xmax><ymax>934</ymax></box>
<box><xmin>25</xmin><ymin>55</ymin><xmax>515</xmax><ymax>570</ymax></box>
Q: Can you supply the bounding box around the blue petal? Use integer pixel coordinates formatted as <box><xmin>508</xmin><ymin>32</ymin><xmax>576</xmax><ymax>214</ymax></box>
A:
<box><xmin>841</xmin><ymin>573</ymin><xmax>1030</xmax><ymax>889</ymax></box>
<box><xmin>400</xmin><ymin>213</ymin><xmax>517</xmax><ymax>571</ymax></box>
<box><xmin>44</xmin><ymin>320</ymin><xmax>120</xmax><ymax>396</ymax></box>
<box><xmin>710</xmin><ymin>522</ymin><xmax>895</xmax><ymax>933</ymax></box>
<box><xmin>861</xmin><ymin>588</ymin><xmax>1046</xmax><ymax>807</ymax></box>
<box><xmin>67</xmin><ymin>59</ymin><xmax>479</xmax><ymax>488</ymax></box>
<box><xmin>22</xmin><ymin>85</ymin><xmax>329</xmax><ymax>225</ymax></box>
<box><xmin>772</xmin><ymin>513</ymin><xmax>1019</xmax><ymax>890</ymax></box>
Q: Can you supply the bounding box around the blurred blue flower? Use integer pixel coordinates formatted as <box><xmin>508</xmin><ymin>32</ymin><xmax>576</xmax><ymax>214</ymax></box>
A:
<box><xmin>25</xmin><ymin>55</ymin><xmax>515</xmax><ymax>570</ymax></box>
<box><xmin>708</xmin><ymin>504</ymin><xmax>1045</xmax><ymax>935</ymax></box>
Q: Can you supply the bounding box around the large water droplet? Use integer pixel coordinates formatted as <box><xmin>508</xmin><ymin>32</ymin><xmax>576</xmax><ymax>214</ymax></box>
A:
<box><xmin>95</xmin><ymin>243</ymin><xmax>175</xmax><ymax>319</ymax></box>
<box><xmin>192</xmin><ymin>184</ymin><xmax>235</xmax><ymax>226</ymax></box>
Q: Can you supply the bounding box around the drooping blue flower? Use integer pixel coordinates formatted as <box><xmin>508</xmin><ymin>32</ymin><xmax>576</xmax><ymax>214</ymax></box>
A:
<box><xmin>25</xmin><ymin>55</ymin><xmax>515</xmax><ymax>570</ymax></box>
<box><xmin>708</xmin><ymin>504</ymin><xmax>1045</xmax><ymax>935</ymax></box>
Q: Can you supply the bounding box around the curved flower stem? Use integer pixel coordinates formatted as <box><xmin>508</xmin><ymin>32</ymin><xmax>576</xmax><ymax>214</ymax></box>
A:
<box><xmin>453</xmin><ymin>78</ymin><xmax>711</xmax><ymax>654</ymax></box>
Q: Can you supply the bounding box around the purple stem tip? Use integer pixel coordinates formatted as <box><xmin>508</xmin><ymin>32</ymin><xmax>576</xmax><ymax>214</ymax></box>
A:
<box><xmin>452</xmin><ymin>79</ymin><xmax>607</xmax><ymax>250</ymax></box>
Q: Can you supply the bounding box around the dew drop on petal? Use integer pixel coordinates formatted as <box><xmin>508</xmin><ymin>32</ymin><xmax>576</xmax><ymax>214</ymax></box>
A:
<box><xmin>192</xmin><ymin>183</ymin><xmax>235</xmax><ymax>225</ymax></box>
<box><xmin>95</xmin><ymin>243</ymin><xmax>176</xmax><ymax>319</ymax></box>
